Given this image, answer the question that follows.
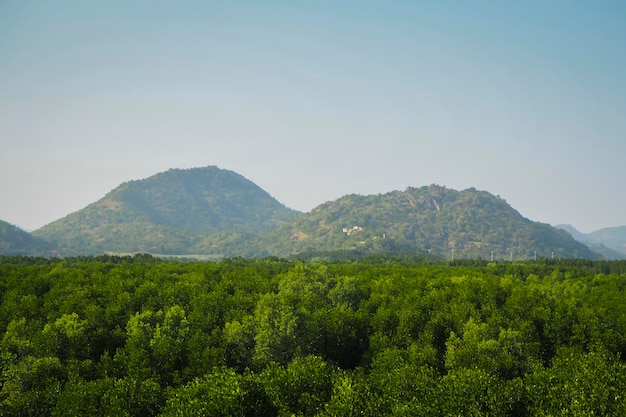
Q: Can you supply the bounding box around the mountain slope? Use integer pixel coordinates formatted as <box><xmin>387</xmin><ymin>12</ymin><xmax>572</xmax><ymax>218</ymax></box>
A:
<box><xmin>33</xmin><ymin>166</ymin><xmax>299</xmax><ymax>256</ymax></box>
<box><xmin>257</xmin><ymin>185</ymin><xmax>598</xmax><ymax>259</ymax></box>
<box><xmin>0</xmin><ymin>219</ymin><xmax>54</xmax><ymax>256</ymax></box>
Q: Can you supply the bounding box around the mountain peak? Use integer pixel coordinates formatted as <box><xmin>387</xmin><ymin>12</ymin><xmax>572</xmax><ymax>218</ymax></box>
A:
<box><xmin>33</xmin><ymin>166</ymin><xmax>299</xmax><ymax>256</ymax></box>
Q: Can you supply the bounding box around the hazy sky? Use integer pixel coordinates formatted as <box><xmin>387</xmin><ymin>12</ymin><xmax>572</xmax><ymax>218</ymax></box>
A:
<box><xmin>1</xmin><ymin>1</ymin><xmax>625</xmax><ymax>233</ymax></box>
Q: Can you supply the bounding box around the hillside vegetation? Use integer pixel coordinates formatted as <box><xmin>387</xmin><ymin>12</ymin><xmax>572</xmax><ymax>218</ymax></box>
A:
<box><xmin>259</xmin><ymin>185</ymin><xmax>596</xmax><ymax>260</ymax></box>
<box><xmin>1</xmin><ymin>256</ymin><xmax>626</xmax><ymax>415</ymax></box>
<box><xmin>0</xmin><ymin>167</ymin><xmax>603</xmax><ymax>260</ymax></box>
<box><xmin>32</xmin><ymin>167</ymin><xmax>298</xmax><ymax>256</ymax></box>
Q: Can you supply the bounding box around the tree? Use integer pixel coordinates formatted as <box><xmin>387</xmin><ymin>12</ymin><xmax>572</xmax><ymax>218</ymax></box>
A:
<box><xmin>260</xmin><ymin>355</ymin><xmax>333</xmax><ymax>417</ymax></box>
<box><xmin>161</xmin><ymin>368</ymin><xmax>275</xmax><ymax>417</ymax></box>
<box><xmin>526</xmin><ymin>347</ymin><xmax>626</xmax><ymax>415</ymax></box>
<box><xmin>150</xmin><ymin>305</ymin><xmax>189</xmax><ymax>386</ymax></box>
<box><xmin>445</xmin><ymin>318</ymin><xmax>531</xmax><ymax>379</ymax></box>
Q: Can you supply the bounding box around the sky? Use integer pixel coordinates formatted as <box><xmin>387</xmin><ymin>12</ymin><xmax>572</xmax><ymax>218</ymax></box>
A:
<box><xmin>1</xmin><ymin>1</ymin><xmax>625</xmax><ymax>233</ymax></box>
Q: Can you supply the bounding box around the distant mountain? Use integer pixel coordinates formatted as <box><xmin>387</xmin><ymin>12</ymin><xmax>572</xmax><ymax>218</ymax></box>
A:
<box><xmin>0</xmin><ymin>219</ymin><xmax>54</xmax><ymax>256</ymax></box>
<box><xmin>556</xmin><ymin>224</ymin><xmax>592</xmax><ymax>244</ymax></box>
<box><xmin>588</xmin><ymin>226</ymin><xmax>626</xmax><ymax>255</ymax></box>
<box><xmin>22</xmin><ymin>169</ymin><xmax>603</xmax><ymax>259</ymax></box>
<box><xmin>555</xmin><ymin>224</ymin><xmax>626</xmax><ymax>260</ymax></box>
<box><xmin>33</xmin><ymin>167</ymin><xmax>299</xmax><ymax>256</ymax></box>
<box><xmin>256</xmin><ymin>185</ymin><xmax>598</xmax><ymax>260</ymax></box>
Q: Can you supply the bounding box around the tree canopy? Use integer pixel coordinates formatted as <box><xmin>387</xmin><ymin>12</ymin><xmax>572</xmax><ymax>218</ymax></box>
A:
<box><xmin>1</xmin><ymin>255</ymin><xmax>626</xmax><ymax>415</ymax></box>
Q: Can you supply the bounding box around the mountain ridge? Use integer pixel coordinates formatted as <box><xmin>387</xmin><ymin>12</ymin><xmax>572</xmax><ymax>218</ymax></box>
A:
<box><xmin>556</xmin><ymin>224</ymin><xmax>626</xmax><ymax>260</ymax></box>
<box><xmin>255</xmin><ymin>185</ymin><xmax>597</xmax><ymax>260</ymax></box>
<box><xmin>0</xmin><ymin>166</ymin><xmax>613</xmax><ymax>259</ymax></box>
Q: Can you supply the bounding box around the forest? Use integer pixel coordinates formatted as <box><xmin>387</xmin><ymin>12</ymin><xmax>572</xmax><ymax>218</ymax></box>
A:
<box><xmin>2</xmin><ymin>254</ymin><xmax>626</xmax><ymax>416</ymax></box>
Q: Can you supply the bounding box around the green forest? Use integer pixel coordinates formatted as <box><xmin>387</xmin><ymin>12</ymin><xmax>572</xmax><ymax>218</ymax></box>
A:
<box><xmin>2</xmin><ymin>255</ymin><xmax>626</xmax><ymax>416</ymax></box>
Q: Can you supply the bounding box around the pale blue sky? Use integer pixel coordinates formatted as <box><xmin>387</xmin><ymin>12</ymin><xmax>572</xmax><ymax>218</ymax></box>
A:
<box><xmin>1</xmin><ymin>1</ymin><xmax>624</xmax><ymax>232</ymax></box>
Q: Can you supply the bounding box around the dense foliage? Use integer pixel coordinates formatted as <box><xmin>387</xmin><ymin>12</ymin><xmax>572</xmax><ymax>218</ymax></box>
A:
<box><xmin>2</xmin><ymin>255</ymin><xmax>626</xmax><ymax>415</ymax></box>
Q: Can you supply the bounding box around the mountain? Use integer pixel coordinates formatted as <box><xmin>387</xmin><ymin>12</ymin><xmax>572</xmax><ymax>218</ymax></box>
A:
<box><xmin>588</xmin><ymin>226</ymin><xmax>626</xmax><ymax>255</ymax></box>
<box><xmin>556</xmin><ymin>224</ymin><xmax>626</xmax><ymax>260</ymax></box>
<box><xmin>33</xmin><ymin>166</ymin><xmax>299</xmax><ymax>256</ymax></box>
<box><xmin>0</xmin><ymin>219</ymin><xmax>55</xmax><ymax>256</ymax></box>
<box><xmin>24</xmin><ymin>169</ymin><xmax>602</xmax><ymax>259</ymax></box>
<box><xmin>256</xmin><ymin>185</ymin><xmax>598</xmax><ymax>260</ymax></box>
<box><xmin>556</xmin><ymin>224</ymin><xmax>592</xmax><ymax>244</ymax></box>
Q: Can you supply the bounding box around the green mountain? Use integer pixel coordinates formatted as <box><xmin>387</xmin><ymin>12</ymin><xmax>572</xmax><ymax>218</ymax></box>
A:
<box><xmin>0</xmin><ymin>219</ymin><xmax>54</xmax><ymax>256</ymax></box>
<box><xmin>27</xmin><ymin>169</ymin><xmax>600</xmax><ymax>259</ymax></box>
<box><xmin>256</xmin><ymin>185</ymin><xmax>598</xmax><ymax>260</ymax></box>
<box><xmin>32</xmin><ymin>166</ymin><xmax>299</xmax><ymax>256</ymax></box>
